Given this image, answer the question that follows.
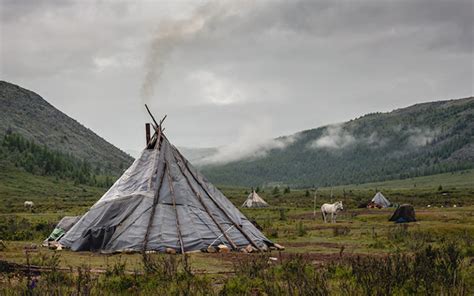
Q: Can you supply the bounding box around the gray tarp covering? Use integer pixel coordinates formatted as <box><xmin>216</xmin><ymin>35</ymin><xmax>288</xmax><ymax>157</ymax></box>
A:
<box><xmin>60</xmin><ymin>136</ymin><xmax>273</xmax><ymax>253</ymax></box>
<box><xmin>56</xmin><ymin>216</ymin><xmax>81</xmax><ymax>232</ymax></box>
<box><xmin>46</xmin><ymin>216</ymin><xmax>81</xmax><ymax>241</ymax></box>
<box><xmin>389</xmin><ymin>204</ymin><xmax>416</xmax><ymax>223</ymax></box>
<box><xmin>371</xmin><ymin>192</ymin><xmax>391</xmax><ymax>208</ymax></box>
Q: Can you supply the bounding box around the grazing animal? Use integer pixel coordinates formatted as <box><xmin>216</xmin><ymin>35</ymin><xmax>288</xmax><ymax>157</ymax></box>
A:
<box><xmin>24</xmin><ymin>201</ymin><xmax>34</xmax><ymax>210</ymax></box>
<box><xmin>321</xmin><ymin>201</ymin><xmax>344</xmax><ymax>223</ymax></box>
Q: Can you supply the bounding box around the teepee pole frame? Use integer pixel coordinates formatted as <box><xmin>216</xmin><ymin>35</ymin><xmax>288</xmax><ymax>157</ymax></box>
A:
<box><xmin>173</xmin><ymin>147</ymin><xmax>262</xmax><ymax>251</ymax></box>
<box><xmin>170</xmin><ymin>148</ymin><xmax>238</xmax><ymax>250</ymax></box>
<box><xmin>144</xmin><ymin>104</ymin><xmax>167</xmax><ymax>149</ymax></box>
<box><xmin>165</xmin><ymin>160</ymin><xmax>185</xmax><ymax>254</ymax></box>
<box><xmin>143</xmin><ymin>162</ymin><xmax>166</xmax><ymax>251</ymax></box>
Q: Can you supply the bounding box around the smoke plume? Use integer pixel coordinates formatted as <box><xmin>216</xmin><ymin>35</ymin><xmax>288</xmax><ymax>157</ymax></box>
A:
<box><xmin>140</xmin><ymin>1</ymin><xmax>248</xmax><ymax>102</ymax></box>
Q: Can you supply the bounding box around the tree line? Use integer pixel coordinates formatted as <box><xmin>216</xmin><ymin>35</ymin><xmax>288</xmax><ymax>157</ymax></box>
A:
<box><xmin>0</xmin><ymin>131</ymin><xmax>115</xmax><ymax>187</ymax></box>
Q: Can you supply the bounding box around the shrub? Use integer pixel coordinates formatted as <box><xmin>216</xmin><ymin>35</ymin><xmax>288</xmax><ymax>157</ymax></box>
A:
<box><xmin>296</xmin><ymin>221</ymin><xmax>307</xmax><ymax>237</ymax></box>
<box><xmin>345</xmin><ymin>243</ymin><xmax>469</xmax><ymax>295</ymax></box>
<box><xmin>387</xmin><ymin>224</ymin><xmax>410</xmax><ymax>242</ymax></box>
<box><xmin>278</xmin><ymin>208</ymin><xmax>287</xmax><ymax>221</ymax></box>
<box><xmin>333</xmin><ymin>226</ymin><xmax>351</xmax><ymax>236</ymax></box>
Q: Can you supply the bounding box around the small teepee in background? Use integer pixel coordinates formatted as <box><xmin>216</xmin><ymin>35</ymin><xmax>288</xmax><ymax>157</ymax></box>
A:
<box><xmin>242</xmin><ymin>190</ymin><xmax>269</xmax><ymax>208</ymax></box>
<box><xmin>59</xmin><ymin>106</ymin><xmax>279</xmax><ymax>253</ymax></box>
<box><xmin>369</xmin><ymin>192</ymin><xmax>391</xmax><ymax>208</ymax></box>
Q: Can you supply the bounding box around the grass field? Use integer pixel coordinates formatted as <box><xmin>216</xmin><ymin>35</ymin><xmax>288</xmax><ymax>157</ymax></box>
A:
<box><xmin>1</xmin><ymin>169</ymin><xmax>473</xmax><ymax>294</ymax></box>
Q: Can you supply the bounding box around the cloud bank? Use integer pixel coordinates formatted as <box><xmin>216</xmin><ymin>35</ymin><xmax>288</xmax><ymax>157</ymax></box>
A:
<box><xmin>310</xmin><ymin>124</ymin><xmax>439</xmax><ymax>150</ymax></box>
<box><xmin>311</xmin><ymin>125</ymin><xmax>356</xmax><ymax>149</ymax></box>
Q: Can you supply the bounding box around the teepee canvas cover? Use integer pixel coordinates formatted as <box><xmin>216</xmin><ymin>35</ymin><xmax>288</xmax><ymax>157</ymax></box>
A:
<box><xmin>46</xmin><ymin>216</ymin><xmax>81</xmax><ymax>242</ymax></box>
<box><xmin>370</xmin><ymin>192</ymin><xmax>391</xmax><ymax>208</ymax></box>
<box><xmin>242</xmin><ymin>191</ymin><xmax>269</xmax><ymax>208</ymax></box>
<box><xmin>60</xmin><ymin>122</ymin><xmax>275</xmax><ymax>253</ymax></box>
<box><xmin>389</xmin><ymin>204</ymin><xmax>416</xmax><ymax>223</ymax></box>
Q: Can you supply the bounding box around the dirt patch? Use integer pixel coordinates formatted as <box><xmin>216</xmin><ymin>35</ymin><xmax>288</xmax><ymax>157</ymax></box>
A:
<box><xmin>206</xmin><ymin>250</ymin><xmax>383</xmax><ymax>268</ymax></box>
<box><xmin>283</xmin><ymin>241</ymin><xmax>342</xmax><ymax>249</ymax></box>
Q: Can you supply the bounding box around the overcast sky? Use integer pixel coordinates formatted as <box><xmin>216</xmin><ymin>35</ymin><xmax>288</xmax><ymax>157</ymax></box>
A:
<box><xmin>1</xmin><ymin>0</ymin><xmax>472</xmax><ymax>155</ymax></box>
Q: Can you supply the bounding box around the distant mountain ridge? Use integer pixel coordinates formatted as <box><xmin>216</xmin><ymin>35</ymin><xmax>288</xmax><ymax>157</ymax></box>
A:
<box><xmin>201</xmin><ymin>96</ymin><xmax>474</xmax><ymax>187</ymax></box>
<box><xmin>0</xmin><ymin>81</ymin><xmax>133</xmax><ymax>175</ymax></box>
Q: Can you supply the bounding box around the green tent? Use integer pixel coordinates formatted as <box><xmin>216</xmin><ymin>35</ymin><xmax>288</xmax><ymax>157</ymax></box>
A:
<box><xmin>46</xmin><ymin>216</ymin><xmax>81</xmax><ymax>242</ymax></box>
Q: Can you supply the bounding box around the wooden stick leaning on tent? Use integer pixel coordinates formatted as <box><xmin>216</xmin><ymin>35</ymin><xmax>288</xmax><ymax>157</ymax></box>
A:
<box><xmin>172</xmin><ymin>145</ymin><xmax>263</xmax><ymax>252</ymax></box>
<box><xmin>165</xmin><ymin>158</ymin><xmax>185</xmax><ymax>254</ymax></box>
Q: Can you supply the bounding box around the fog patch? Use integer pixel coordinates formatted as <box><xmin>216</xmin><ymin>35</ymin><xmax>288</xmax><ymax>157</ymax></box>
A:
<box><xmin>198</xmin><ymin>119</ymin><xmax>299</xmax><ymax>165</ymax></box>
<box><xmin>407</xmin><ymin>127</ymin><xmax>438</xmax><ymax>147</ymax></box>
<box><xmin>310</xmin><ymin>125</ymin><xmax>356</xmax><ymax>149</ymax></box>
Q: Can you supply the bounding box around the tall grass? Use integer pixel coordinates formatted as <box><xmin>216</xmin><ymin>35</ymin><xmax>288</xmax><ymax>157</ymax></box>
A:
<box><xmin>0</xmin><ymin>242</ymin><xmax>471</xmax><ymax>295</ymax></box>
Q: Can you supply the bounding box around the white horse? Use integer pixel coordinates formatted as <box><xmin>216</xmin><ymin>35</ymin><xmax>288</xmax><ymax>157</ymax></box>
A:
<box><xmin>24</xmin><ymin>201</ymin><xmax>34</xmax><ymax>211</ymax></box>
<box><xmin>321</xmin><ymin>201</ymin><xmax>344</xmax><ymax>223</ymax></box>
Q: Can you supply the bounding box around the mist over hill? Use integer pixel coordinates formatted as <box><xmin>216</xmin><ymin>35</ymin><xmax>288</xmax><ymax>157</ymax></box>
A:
<box><xmin>0</xmin><ymin>81</ymin><xmax>133</xmax><ymax>176</ymax></box>
<box><xmin>1</xmin><ymin>81</ymin><xmax>472</xmax><ymax>189</ymax></box>
<box><xmin>200</xmin><ymin>97</ymin><xmax>474</xmax><ymax>187</ymax></box>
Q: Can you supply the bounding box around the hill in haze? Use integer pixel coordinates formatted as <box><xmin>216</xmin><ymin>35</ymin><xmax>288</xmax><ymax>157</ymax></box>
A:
<box><xmin>201</xmin><ymin>97</ymin><xmax>474</xmax><ymax>187</ymax></box>
<box><xmin>0</xmin><ymin>81</ymin><xmax>133</xmax><ymax>176</ymax></box>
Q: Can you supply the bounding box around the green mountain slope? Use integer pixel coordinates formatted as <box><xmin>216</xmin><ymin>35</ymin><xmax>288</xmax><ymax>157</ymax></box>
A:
<box><xmin>0</xmin><ymin>81</ymin><xmax>133</xmax><ymax>175</ymax></box>
<box><xmin>0</xmin><ymin>161</ymin><xmax>107</xmax><ymax>214</ymax></box>
<box><xmin>202</xmin><ymin>97</ymin><xmax>474</xmax><ymax>187</ymax></box>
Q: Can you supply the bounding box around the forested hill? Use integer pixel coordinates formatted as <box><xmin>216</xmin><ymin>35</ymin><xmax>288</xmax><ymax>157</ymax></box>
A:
<box><xmin>201</xmin><ymin>97</ymin><xmax>474</xmax><ymax>187</ymax></box>
<box><xmin>0</xmin><ymin>81</ymin><xmax>133</xmax><ymax>176</ymax></box>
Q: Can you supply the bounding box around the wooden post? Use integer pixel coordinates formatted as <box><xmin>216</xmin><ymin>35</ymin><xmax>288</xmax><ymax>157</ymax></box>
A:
<box><xmin>145</xmin><ymin>123</ymin><xmax>151</xmax><ymax>145</ymax></box>
<box><xmin>313</xmin><ymin>190</ymin><xmax>317</xmax><ymax>219</ymax></box>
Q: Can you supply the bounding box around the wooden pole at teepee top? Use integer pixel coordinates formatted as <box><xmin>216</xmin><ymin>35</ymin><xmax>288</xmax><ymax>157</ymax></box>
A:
<box><xmin>145</xmin><ymin>123</ymin><xmax>151</xmax><ymax>145</ymax></box>
<box><xmin>145</xmin><ymin>104</ymin><xmax>159</xmax><ymax>127</ymax></box>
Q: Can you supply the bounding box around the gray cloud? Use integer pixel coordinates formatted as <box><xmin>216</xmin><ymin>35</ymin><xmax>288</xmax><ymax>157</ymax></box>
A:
<box><xmin>1</xmin><ymin>0</ymin><xmax>472</xmax><ymax>154</ymax></box>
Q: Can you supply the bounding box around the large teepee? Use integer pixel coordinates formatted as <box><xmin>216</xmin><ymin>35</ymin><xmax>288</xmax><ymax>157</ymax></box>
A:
<box><xmin>60</xmin><ymin>110</ymin><xmax>277</xmax><ymax>253</ymax></box>
<box><xmin>242</xmin><ymin>191</ymin><xmax>269</xmax><ymax>208</ymax></box>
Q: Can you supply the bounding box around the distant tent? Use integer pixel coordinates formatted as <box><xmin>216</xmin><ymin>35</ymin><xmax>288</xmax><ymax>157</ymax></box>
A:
<box><xmin>389</xmin><ymin>204</ymin><xmax>416</xmax><ymax>223</ymax></box>
<box><xmin>58</xmin><ymin>115</ymin><xmax>278</xmax><ymax>253</ymax></box>
<box><xmin>242</xmin><ymin>191</ymin><xmax>269</xmax><ymax>208</ymax></box>
<box><xmin>45</xmin><ymin>216</ymin><xmax>81</xmax><ymax>242</ymax></box>
<box><xmin>368</xmin><ymin>192</ymin><xmax>391</xmax><ymax>208</ymax></box>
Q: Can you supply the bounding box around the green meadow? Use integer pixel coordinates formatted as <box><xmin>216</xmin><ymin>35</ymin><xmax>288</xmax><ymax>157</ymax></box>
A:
<box><xmin>1</xmin><ymin>169</ymin><xmax>473</xmax><ymax>295</ymax></box>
